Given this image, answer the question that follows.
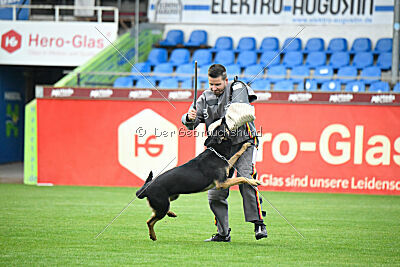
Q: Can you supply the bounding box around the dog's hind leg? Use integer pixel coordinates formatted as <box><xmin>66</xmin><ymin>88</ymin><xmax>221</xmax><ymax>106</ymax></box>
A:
<box><xmin>146</xmin><ymin>214</ymin><xmax>160</xmax><ymax>241</ymax></box>
<box><xmin>167</xmin><ymin>211</ymin><xmax>177</xmax><ymax>217</ymax></box>
<box><xmin>215</xmin><ymin>177</ymin><xmax>261</xmax><ymax>189</ymax></box>
<box><xmin>146</xmin><ymin>196</ymin><xmax>170</xmax><ymax>241</ymax></box>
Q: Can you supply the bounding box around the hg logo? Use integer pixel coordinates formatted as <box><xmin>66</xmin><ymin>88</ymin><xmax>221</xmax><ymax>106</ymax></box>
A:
<box><xmin>118</xmin><ymin>109</ymin><xmax>178</xmax><ymax>181</ymax></box>
<box><xmin>1</xmin><ymin>30</ymin><xmax>22</xmax><ymax>54</ymax></box>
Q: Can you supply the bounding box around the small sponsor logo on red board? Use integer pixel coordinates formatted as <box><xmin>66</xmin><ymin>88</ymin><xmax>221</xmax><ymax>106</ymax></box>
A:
<box><xmin>1</xmin><ymin>30</ymin><xmax>22</xmax><ymax>53</ymax></box>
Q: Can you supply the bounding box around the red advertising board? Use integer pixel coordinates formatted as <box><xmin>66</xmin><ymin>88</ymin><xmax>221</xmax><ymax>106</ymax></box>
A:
<box><xmin>37</xmin><ymin>99</ymin><xmax>400</xmax><ymax>195</ymax></box>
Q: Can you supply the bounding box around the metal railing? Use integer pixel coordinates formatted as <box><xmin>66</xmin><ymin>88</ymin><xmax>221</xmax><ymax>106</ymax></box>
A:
<box><xmin>1</xmin><ymin>4</ymin><xmax>118</xmax><ymax>23</ymax></box>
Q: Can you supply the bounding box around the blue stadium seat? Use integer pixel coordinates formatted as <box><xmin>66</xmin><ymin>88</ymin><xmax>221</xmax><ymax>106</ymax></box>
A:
<box><xmin>113</xmin><ymin>76</ymin><xmax>134</xmax><ymax>88</ymax></box>
<box><xmin>257</xmin><ymin>37</ymin><xmax>279</xmax><ymax>53</ymax></box>
<box><xmin>352</xmin><ymin>52</ymin><xmax>373</xmax><ymax>69</ymax></box>
<box><xmin>304</xmin><ymin>38</ymin><xmax>325</xmax><ymax>53</ymax></box>
<box><xmin>314</xmin><ymin>66</ymin><xmax>333</xmax><ymax>83</ymax></box>
<box><xmin>250</xmin><ymin>79</ymin><xmax>271</xmax><ymax>90</ymax></box>
<box><xmin>168</xmin><ymin>48</ymin><xmax>190</xmax><ymax>67</ymax></box>
<box><xmin>243</xmin><ymin>64</ymin><xmax>264</xmax><ymax>83</ymax></box>
<box><xmin>329</xmin><ymin>52</ymin><xmax>350</xmax><ymax>69</ymax></box>
<box><xmin>131</xmin><ymin>62</ymin><xmax>151</xmax><ymax>81</ymax></box>
<box><xmin>135</xmin><ymin>77</ymin><xmax>156</xmax><ymax>88</ymax></box>
<box><xmin>198</xmin><ymin>65</ymin><xmax>210</xmax><ymax>83</ymax></box>
<box><xmin>337</xmin><ymin>66</ymin><xmax>357</xmax><ymax>83</ymax></box>
<box><xmin>267</xmin><ymin>65</ymin><xmax>286</xmax><ymax>82</ymax></box>
<box><xmin>350</xmin><ymin>38</ymin><xmax>372</xmax><ymax>53</ymax></box>
<box><xmin>235</xmin><ymin>37</ymin><xmax>257</xmax><ymax>52</ymax></box>
<box><xmin>282</xmin><ymin>51</ymin><xmax>303</xmax><ymax>68</ymax></box>
<box><xmin>214</xmin><ymin>50</ymin><xmax>235</xmax><ymax>65</ymax></box>
<box><xmin>376</xmin><ymin>52</ymin><xmax>392</xmax><ymax>70</ymax></box>
<box><xmin>175</xmin><ymin>63</ymin><xmax>194</xmax><ymax>82</ymax></box>
<box><xmin>305</xmin><ymin>52</ymin><xmax>326</xmax><ymax>68</ymax></box>
<box><xmin>290</xmin><ymin>65</ymin><xmax>310</xmax><ymax>84</ymax></box>
<box><xmin>237</xmin><ymin>51</ymin><xmax>258</xmax><ymax>67</ymax></box>
<box><xmin>345</xmin><ymin>81</ymin><xmax>366</xmax><ymax>92</ymax></box>
<box><xmin>184</xmin><ymin>30</ymin><xmax>208</xmax><ymax>47</ymax></box>
<box><xmin>360</xmin><ymin>66</ymin><xmax>381</xmax><ymax>85</ymax></box>
<box><xmin>393</xmin><ymin>82</ymin><xmax>400</xmax><ymax>92</ymax></box>
<box><xmin>260</xmin><ymin>51</ymin><xmax>281</xmax><ymax>67</ymax></box>
<box><xmin>326</xmin><ymin>38</ymin><xmax>348</xmax><ymax>53</ymax></box>
<box><xmin>158</xmin><ymin>78</ymin><xmax>179</xmax><ymax>89</ymax></box>
<box><xmin>159</xmin><ymin>30</ymin><xmax>184</xmax><ymax>46</ymax></box>
<box><xmin>146</xmin><ymin>48</ymin><xmax>168</xmax><ymax>67</ymax></box>
<box><xmin>152</xmin><ymin>63</ymin><xmax>174</xmax><ymax>82</ymax></box>
<box><xmin>0</xmin><ymin>5</ymin><xmax>29</xmax><ymax>20</ymax></box>
<box><xmin>298</xmin><ymin>79</ymin><xmax>318</xmax><ymax>91</ymax></box>
<box><xmin>181</xmin><ymin>78</ymin><xmax>193</xmax><ymax>89</ymax></box>
<box><xmin>210</xmin><ymin>36</ymin><xmax>233</xmax><ymax>52</ymax></box>
<box><xmin>225</xmin><ymin>64</ymin><xmax>242</xmax><ymax>80</ymax></box>
<box><xmin>282</xmin><ymin>37</ymin><xmax>302</xmax><ymax>52</ymax></box>
<box><xmin>369</xmin><ymin>81</ymin><xmax>390</xmax><ymax>92</ymax></box>
<box><xmin>373</xmin><ymin>38</ymin><xmax>392</xmax><ymax>54</ymax></box>
<box><xmin>321</xmin><ymin>80</ymin><xmax>341</xmax><ymax>92</ymax></box>
<box><xmin>274</xmin><ymin>80</ymin><xmax>294</xmax><ymax>91</ymax></box>
<box><xmin>191</xmin><ymin>49</ymin><xmax>212</xmax><ymax>67</ymax></box>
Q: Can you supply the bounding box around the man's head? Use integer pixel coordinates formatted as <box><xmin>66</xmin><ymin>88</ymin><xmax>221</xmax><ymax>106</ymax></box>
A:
<box><xmin>208</xmin><ymin>64</ymin><xmax>228</xmax><ymax>96</ymax></box>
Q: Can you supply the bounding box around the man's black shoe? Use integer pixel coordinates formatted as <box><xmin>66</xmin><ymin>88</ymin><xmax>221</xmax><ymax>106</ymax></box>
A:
<box><xmin>255</xmin><ymin>224</ymin><xmax>268</xmax><ymax>240</ymax></box>
<box><xmin>204</xmin><ymin>228</ymin><xmax>231</xmax><ymax>242</ymax></box>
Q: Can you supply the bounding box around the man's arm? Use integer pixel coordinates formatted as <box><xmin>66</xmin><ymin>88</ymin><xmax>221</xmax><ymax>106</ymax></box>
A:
<box><xmin>181</xmin><ymin>95</ymin><xmax>205</xmax><ymax>130</ymax></box>
<box><xmin>221</xmin><ymin>81</ymin><xmax>257</xmax><ymax>132</ymax></box>
<box><xmin>231</xmin><ymin>81</ymin><xmax>257</xmax><ymax>104</ymax></box>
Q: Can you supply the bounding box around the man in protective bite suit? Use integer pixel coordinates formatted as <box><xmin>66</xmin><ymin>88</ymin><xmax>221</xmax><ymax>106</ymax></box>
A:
<box><xmin>181</xmin><ymin>64</ymin><xmax>268</xmax><ymax>242</ymax></box>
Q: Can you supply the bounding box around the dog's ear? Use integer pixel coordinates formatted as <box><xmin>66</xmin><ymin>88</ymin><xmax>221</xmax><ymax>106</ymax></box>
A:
<box><xmin>204</xmin><ymin>134</ymin><xmax>223</xmax><ymax>147</ymax></box>
<box><xmin>145</xmin><ymin>171</ymin><xmax>153</xmax><ymax>183</ymax></box>
<box><xmin>216</xmin><ymin>123</ymin><xmax>230</xmax><ymax>141</ymax></box>
<box><xmin>204</xmin><ymin>136</ymin><xmax>212</xmax><ymax>147</ymax></box>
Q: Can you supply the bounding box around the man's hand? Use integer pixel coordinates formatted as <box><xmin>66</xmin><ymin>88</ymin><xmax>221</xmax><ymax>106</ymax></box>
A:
<box><xmin>187</xmin><ymin>108</ymin><xmax>197</xmax><ymax>121</ymax></box>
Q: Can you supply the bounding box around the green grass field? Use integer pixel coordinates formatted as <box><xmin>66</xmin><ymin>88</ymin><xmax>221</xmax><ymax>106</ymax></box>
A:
<box><xmin>1</xmin><ymin>184</ymin><xmax>399</xmax><ymax>266</ymax></box>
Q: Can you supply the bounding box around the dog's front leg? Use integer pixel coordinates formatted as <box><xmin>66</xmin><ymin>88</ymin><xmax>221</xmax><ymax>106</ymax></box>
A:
<box><xmin>225</xmin><ymin>142</ymin><xmax>252</xmax><ymax>176</ymax></box>
<box><xmin>215</xmin><ymin>177</ymin><xmax>261</xmax><ymax>189</ymax></box>
<box><xmin>227</xmin><ymin>142</ymin><xmax>251</xmax><ymax>168</ymax></box>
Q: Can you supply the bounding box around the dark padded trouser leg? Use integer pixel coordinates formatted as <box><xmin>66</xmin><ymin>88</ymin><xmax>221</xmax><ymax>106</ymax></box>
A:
<box><xmin>208</xmin><ymin>188</ymin><xmax>230</xmax><ymax>236</ymax></box>
<box><xmin>234</xmin><ymin>144</ymin><xmax>264</xmax><ymax>223</ymax></box>
<box><xmin>239</xmin><ymin>183</ymin><xmax>263</xmax><ymax>222</ymax></box>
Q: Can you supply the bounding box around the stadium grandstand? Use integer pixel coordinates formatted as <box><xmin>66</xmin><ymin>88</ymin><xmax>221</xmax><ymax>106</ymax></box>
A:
<box><xmin>111</xmin><ymin>34</ymin><xmax>397</xmax><ymax>91</ymax></box>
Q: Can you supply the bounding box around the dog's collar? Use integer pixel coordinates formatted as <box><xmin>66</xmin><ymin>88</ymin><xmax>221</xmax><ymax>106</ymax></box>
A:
<box><xmin>207</xmin><ymin>147</ymin><xmax>231</xmax><ymax>168</ymax></box>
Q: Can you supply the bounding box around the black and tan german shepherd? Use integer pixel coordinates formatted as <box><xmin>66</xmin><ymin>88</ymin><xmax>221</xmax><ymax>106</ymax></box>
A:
<box><xmin>136</xmin><ymin>122</ymin><xmax>260</xmax><ymax>241</ymax></box>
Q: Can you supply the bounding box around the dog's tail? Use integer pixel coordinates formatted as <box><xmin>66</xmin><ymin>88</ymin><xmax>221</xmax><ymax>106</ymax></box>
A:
<box><xmin>136</xmin><ymin>171</ymin><xmax>153</xmax><ymax>199</ymax></box>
